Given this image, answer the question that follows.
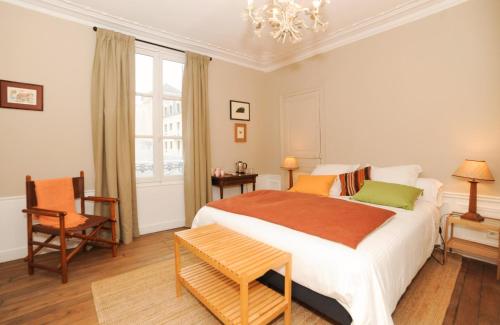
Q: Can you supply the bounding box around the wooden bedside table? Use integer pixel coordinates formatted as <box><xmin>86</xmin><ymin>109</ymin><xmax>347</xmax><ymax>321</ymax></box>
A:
<box><xmin>444</xmin><ymin>212</ymin><xmax>500</xmax><ymax>280</ymax></box>
<box><xmin>212</xmin><ymin>173</ymin><xmax>258</xmax><ymax>199</ymax></box>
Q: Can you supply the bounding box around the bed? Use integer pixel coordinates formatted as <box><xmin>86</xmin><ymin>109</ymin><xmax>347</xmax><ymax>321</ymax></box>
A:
<box><xmin>192</xmin><ymin>196</ymin><xmax>440</xmax><ymax>325</ymax></box>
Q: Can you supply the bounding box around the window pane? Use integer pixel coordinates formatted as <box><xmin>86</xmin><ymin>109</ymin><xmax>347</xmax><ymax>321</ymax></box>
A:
<box><xmin>163</xmin><ymin>100</ymin><xmax>182</xmax><ymax>136</ymax></box>
<box><xmin>163</xmin><ymin>60</ymin><xmax>184</xmax><ymax>97</ymax></box>
<box><xmin>135</xmin><ymin>138</ymin><xmax>154</xmax><ymax>177</ymax></box>
<box><xmin>163</xmin><ymin>139</ymin><xmax>183</xmax><ymax>176</ymax></box>
<box><xmin>135</xmin><ymin>96</ymin><xmax>153</xmax><ymax>136</ymax></box>
<box><xmin>136</xmin><ymin>54</ymin><xmax>153</xmax><ymax>94</ymax></box>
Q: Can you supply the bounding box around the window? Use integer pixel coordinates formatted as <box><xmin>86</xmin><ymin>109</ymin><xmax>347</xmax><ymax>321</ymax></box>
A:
<box><xmin>135</xmin><ymin>46</ymin><xmax>185</xmax><ymax>181</ymax></box>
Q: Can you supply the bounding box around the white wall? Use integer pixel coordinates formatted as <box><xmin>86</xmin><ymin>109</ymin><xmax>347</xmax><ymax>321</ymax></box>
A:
<box><xmin>0</xmin><ymin>174</ymin><xmax>281</xmax><ymax>262</ymax></box>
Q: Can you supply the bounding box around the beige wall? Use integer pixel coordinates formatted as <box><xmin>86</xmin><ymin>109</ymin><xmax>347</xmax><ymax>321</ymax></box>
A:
<box><xmin>0</xmin><ymin>2</ymin><xmax>278</xmax><ymax>196</ymax></box>
<box><xmin>0</xmin><ymin>2</ymin><xmax>96</xmax><ymax>196</ymax></box>
<box><xmin>267</xmin><ymin>0</ymin><xmax>500</xmax><ymax>195</ymax></box>
<box><xmin>1</xmin><ymin>0</ymin><xmax>499</xmax><ymax>197</ymax></box>
<box><xmin>208</xmin><ymin>60</ymin><xmax>280</xmax><ymax>176</ymax></box>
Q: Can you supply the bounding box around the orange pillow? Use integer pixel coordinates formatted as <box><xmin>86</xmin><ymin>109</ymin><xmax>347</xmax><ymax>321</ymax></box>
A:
<box><xmin>288</xmin><ymin>175</ymin><xmax>337</xmax><ymax>197</ymax></box>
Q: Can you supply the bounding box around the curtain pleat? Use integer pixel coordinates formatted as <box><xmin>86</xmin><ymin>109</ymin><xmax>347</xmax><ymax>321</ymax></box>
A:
<box><xmin>182</xmin><ymin>52</ymin><xmax>212</xmax><ymax>227</ymax></box>
<box><xmin>91</xmin><ymin>29</ymin><xmax>139</xmax><ymax>244</ymax></box>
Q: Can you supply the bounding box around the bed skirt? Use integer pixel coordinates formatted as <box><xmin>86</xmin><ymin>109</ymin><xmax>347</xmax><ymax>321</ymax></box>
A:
<box><xmin>258</xmin><ymin>270</ymin><xmax>352</xmax><ymax>325</ymax></box>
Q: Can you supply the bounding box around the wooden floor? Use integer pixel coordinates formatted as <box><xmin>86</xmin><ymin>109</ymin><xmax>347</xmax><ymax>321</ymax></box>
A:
<box><xmin>444</xmin><ymin>257</ymin><xmax>500</xmax><ymax>325</ymax></box>
<box><xmin>0</xmin><ymin>229</ymin><xmax>498</xmax><ymax>325</ymax></box>
<box><xmin>0</xmin><ymin>230</ymin><xmax>185</xmax><ymax>325</ymax></box>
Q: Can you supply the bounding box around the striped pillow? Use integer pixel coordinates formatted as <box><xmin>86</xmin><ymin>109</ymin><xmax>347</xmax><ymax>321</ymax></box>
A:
<box><xmin>339</xmin><ymin>166</ymin><xmax>371</xmax><ymax>196</ymax></box>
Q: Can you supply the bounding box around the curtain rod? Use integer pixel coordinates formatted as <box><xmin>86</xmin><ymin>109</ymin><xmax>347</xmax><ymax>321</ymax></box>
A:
<box><xmin>92</xmin><ymin>27</ymin><xmax>212</xmax><ymax>61</ymax></box>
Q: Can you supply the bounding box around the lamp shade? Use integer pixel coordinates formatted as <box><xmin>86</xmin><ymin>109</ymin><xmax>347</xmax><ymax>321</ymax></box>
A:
<box><xmin>453</xmin><ymin>159</ymin><xmax>495</xmax><ymax>181</ymax></box>
<box><xmin>282</xmin><ymin>156</ymin><xmax>299</xmax><ymax>170</ymax></box>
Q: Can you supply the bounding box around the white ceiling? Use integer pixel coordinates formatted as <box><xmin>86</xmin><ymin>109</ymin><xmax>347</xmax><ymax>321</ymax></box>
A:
<box><xmin>8</xmin><ymin>0</ymin><xmax>466</xmax><ymax>71</ymax></box>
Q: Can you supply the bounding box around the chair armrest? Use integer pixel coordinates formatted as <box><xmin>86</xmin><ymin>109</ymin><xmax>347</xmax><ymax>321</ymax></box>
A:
<box><xmin>22</xmin><ymin>208</ymin><xmax>67</xmax><ymax>218</ymax></box>
<box><xmin>84</xmin><ymin>196</ymin><xmax>119</xmax><ymax>203</ymax></box>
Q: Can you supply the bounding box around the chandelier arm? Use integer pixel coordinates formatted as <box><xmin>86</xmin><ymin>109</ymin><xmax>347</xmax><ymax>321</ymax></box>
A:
<box><xmin>246</xmin><ymin>0</ymin><xmax>329</xmax><ymax>43</ymax></box>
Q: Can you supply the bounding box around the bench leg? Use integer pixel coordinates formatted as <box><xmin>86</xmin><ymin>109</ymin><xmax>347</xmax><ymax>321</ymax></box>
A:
<box><xmin>240</xmin><ymin>282</ymin><xmax>249</xmax><ymax>325</ymax></box>
<box><xmin>175</xmin><ymin>238</ymin><xmax>182</xmax><ymax>297</ymax></box>
<box><xmin>284</xmin><ymin>260</ymin><xmax>292</xmax><ymax>325</ymax></box>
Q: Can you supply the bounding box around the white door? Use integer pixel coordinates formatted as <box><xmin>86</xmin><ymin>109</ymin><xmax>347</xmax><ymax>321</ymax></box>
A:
<box><xmin>280</xmin><ymin>89</ymin><xmax>322</xmax><ymax>171</ymax></box>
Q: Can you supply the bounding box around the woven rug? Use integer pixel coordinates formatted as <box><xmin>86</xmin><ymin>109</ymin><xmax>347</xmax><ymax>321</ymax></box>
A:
<box><xmin>92</xmin><ymin>253</ymin><xmax>461</xmax><ymax>325</ymax></box>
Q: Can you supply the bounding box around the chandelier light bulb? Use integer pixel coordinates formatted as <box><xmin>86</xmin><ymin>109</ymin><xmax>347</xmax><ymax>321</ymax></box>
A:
<box><xmin>245</xmin><ymin>0</ymin><xmax>330</xmax><ymax>43</ymax></box>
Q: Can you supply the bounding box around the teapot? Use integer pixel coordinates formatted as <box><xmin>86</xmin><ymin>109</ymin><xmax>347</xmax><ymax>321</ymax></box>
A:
<box><xmin>235</xmin><ymin>161</ymin><xmax>248</xmax><ymax>174</ymax></box>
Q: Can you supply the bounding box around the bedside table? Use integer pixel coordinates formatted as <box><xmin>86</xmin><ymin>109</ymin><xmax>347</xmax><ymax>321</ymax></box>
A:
<box><xmin>444</xmin><ymin>212</ymin><xmax>500</xmax><ymax>280</ymax></box>
<box><xmin>211</xmin><ymin>173</ymin><xmax>258</xmax><ymax>199</ymax></box>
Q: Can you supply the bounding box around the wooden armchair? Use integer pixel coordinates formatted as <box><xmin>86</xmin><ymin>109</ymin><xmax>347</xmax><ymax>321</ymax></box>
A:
<box><xmin>23</xmin><ymin>171</ymin><xmax>119</xmax><ymax>283</ymax></box>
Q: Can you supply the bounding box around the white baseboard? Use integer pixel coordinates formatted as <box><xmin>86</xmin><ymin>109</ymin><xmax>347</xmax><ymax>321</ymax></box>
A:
<box><xmin>0</xmin><ymin>247</ymin><xmax>26</xmax><ymax>263</ymax></box>
<box><xmin>139</xmin><ymin>219</ymin><xmax>185</xmax><ymax>235</ymax></box>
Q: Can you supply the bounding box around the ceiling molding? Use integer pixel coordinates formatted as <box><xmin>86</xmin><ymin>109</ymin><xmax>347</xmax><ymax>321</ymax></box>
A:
<box><xmin>3</xmin><ymin>0</ymin><xmax>265</xmax><ymax>70</ymax></box>
<box><xmin>260</xmin><ymin>0</ymin><xmax>469</xmax><ymax>71</ymax></box>
<box><xmin>4</xmin><ymin>0</ymin><xmax>468</xmax><ymax>72</ymax></box>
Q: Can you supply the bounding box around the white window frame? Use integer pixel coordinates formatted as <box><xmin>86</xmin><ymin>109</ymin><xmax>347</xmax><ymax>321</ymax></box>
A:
<box><xmin>135</xmin><ymin>43</ymin><xmax>185</xmax><ymax>185</ymax></box>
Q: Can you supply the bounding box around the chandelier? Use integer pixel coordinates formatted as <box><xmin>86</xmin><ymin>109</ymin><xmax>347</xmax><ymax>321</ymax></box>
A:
<box><xmin>245</xmin><ymin>0</ymin><xmax>330</xmax><ymax>44</ymax></box>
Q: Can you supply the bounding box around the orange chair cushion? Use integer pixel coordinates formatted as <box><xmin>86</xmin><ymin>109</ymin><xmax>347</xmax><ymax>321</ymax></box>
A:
<box><xmin>34</xmin><ymin>178</ymin><xmax>86</xmax><ymax>228</ymax></box>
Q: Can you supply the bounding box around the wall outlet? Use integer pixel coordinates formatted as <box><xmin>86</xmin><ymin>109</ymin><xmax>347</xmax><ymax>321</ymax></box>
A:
<box><xmin>487</xmin><ymin>231</ymin><xmax>499</xmax><ymax>240</ymax></box>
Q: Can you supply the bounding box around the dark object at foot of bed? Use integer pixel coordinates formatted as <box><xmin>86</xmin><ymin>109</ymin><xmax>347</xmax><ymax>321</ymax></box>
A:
<box><xmin>258</xmin><ymin>270</ymin><xmax>352</xmax><ymax>325</ymax></box>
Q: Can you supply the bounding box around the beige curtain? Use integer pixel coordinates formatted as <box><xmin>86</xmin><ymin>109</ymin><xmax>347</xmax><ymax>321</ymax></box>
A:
<box><xmin>182</xmin><ymin>52</ymin><xmax>212</xmax><ymax>227</ymax></box>
<box><xmin>91</xmin><ymin>29</ymin><xmax>139</xmax><ymax>244</ymax></box>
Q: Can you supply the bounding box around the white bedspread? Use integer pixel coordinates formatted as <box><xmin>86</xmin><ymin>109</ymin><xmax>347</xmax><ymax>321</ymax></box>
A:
<box><xmin>192</xmin><ymin>198</ymin><xmax>439</xmax><ymax>325</ymax></box>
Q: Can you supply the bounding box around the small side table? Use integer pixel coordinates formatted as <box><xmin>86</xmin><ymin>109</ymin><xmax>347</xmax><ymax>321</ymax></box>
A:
<box><xmin>211</xmin><ymin>173</ymin><xmax>258</xmax><ymax>199</ymax></box>
<box><xmin>444</xmin><ymin>212</ymin><xmax>500</xmax><ymax>280</ymax></box>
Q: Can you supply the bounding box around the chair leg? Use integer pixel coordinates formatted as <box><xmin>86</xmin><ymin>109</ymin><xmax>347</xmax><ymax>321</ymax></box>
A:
<box><xmin>82</xmin><ymin>230</ymin><xmax>87</xmax><ymax>251</ymax></box>
<box><xmin>27</xmin><ymin>219</ymin><xmax>34</xmax><ymax>275</ymax></box>
<box><xmin>59</xmin><ymin>227</ymin><xmax>68</xmax><ymax>284</ymax></box>
<box><xmin>27</xmin><ymin>237</ymin><xmax>34</xmax><ymax>275</ymax></box>
<box><xmin>109</xmin><ymin>202</ymin><xmax>118</xmax><ymax>258</ymax></box>
<box><xmin>111</xmin><ymin>222</ymin><xmax>117</xmax><ymax>257</ymax></box>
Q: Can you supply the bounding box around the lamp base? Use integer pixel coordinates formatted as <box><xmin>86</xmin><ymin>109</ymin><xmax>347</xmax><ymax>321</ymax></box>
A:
<box><xmin>288</xmin><ymin>169</ymin><xmax>294</xmax><ymax>190</ymax></box>
<box><xmin>460</xmin><ymin>212</ymin><xmax>484</xmax><ymax>222</ymax></box>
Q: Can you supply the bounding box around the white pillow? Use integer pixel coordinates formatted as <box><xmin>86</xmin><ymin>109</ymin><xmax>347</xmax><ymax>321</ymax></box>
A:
<box><xmin>311</xmin><ymin>164</ymin><xmax>360</xmax><ymax>196</ymax></box>
<box><xmin>311</xmin><ymin>164</ymin><xmax>360</xmax><ymax>176</ymax></box>
<box><xmin>370</xmin><ymin>164</ymin><xmax>423</xmax><ymax>186</ymax></box>
<box><xmin>416</xmin><ymin>178</ymin><xmax>444</xmax><ymax>207</ymax></box>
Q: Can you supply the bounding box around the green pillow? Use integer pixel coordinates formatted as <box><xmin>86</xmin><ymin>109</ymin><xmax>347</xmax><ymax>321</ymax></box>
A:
<box><xmin>352</xmin><ymin>180</ymin><xmax>423</xmax><ymax>210</ymax></box>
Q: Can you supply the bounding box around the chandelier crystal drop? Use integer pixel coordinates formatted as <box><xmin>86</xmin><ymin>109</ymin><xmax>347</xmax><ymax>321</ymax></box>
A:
<box><xmin>245</xmin><ymin>0</ymin><xmax>330</xmax><ymax>44</ymax></box>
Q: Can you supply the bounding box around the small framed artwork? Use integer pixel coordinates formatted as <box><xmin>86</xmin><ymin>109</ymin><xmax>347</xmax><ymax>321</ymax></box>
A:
<box><xmin>234</xmin><ymin>123</ymin><xmax>247</xmax><ymax>143</ymax></box>
<box><xmin>230</xmin><ymin>100</ymin><xmax>250</xmax><ymax>121</ymax></box>
<box><xmin>0</xmin><ymin>80</ymin><xmax>44</xmax><ymax>111</ymax></box>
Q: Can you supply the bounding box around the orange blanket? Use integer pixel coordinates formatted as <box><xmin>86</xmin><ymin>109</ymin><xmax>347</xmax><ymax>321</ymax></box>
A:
<box><xmin>34</xmin><ymin>178</ymin><xmax>86</xmax><ymax>228</ymax></box>
<box><xmin>207</xmin><ymin>190</ymin><xmax>395</xmax><ymax>249</ymax></box>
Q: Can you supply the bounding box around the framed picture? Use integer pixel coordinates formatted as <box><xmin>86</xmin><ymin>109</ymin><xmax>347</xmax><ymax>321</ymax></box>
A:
<box><xmin>234</xmin><ymin>123</ymin><xmax>247</xmax><ymax>143</ymax></box>
<box><xmin>230</xmin><ymin>100</ymin><xmax>250</xmax><ymax>121</ymax></box>
<box><xmin>0</xmin><ymin>80</ymin><xmax>44</xmax><ymax>111</ymax></box>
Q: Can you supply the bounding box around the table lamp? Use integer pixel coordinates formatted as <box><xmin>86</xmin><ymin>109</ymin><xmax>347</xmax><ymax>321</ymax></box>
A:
<box><xmin>453</xmin><ymin>159</ymin><xmax>495</xmax><ymax>221</ymax></box>
<box><xmin>282</xmin><ymin>156</ymin><xmax>299</xmax><ymax>189</ymax></box>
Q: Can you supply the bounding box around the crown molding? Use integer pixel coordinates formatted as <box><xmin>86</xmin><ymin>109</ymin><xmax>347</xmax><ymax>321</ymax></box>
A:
<box><xmin>3</xmin><ymin>0</ymin><xmax>468</xmax><ymax>72</ymax></box>
<box><xmin>261</xmin><ymin>0</ymin><xmax>469</xmax><ymax>71</ymax></box>
<box><xmin>3</xmin><ymin>0</ymin><xmax>266</xmax><ymax>70</ymax></box>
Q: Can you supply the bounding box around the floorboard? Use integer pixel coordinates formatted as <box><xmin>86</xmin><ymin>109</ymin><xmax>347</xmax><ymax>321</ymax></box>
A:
<box><xmin>444</xmin><ymin>258</ymin><xmax>500</xmax><ymax>325</ymax></box>
<box><xmin>0</xmin><ymin>230</ymin><xmax>498</xmax><ymax>325</ymax></box>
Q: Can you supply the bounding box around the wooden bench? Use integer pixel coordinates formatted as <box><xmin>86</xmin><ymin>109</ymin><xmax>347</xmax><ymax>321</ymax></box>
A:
<box><xmin>174</xmin><ymin>224</ymin><xmax>292</xmax><ymax>325</ymax></box>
